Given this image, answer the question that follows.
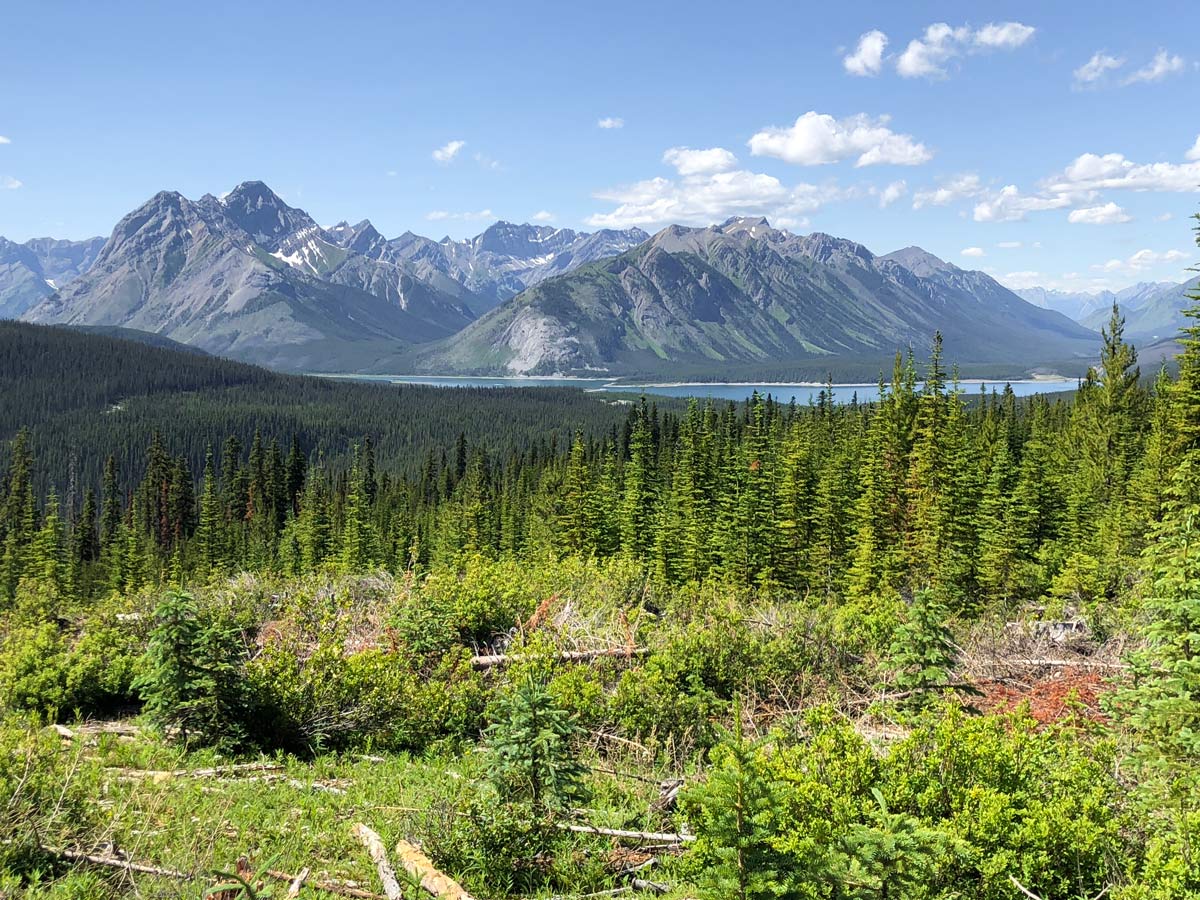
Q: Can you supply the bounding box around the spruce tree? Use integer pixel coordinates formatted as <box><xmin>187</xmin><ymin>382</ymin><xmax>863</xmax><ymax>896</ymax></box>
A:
<box><xmin>1115</xmin><ymin>228</ymin><xmax>1200</xmax><ymax>802</ymax></box>
<box><xmin>484</xmin><ymin>675</ymin><xmax>588</xmax><ymax>818</ymax></box>
<box><xmin>687</xmin><ymin>713</ymin><xmax>794</xmax><ymax>900</ymax></box>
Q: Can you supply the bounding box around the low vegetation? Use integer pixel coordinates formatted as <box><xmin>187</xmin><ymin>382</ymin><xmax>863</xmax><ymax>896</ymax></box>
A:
<box><xmin>0</xmin><ymin>223</ymin><xmax>1197</xmax><ymax>897</ymax></box>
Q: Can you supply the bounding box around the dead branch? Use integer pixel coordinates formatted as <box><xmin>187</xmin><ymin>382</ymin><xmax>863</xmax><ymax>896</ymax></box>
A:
<box><xmin>46</xmin><ymin>847</ymin><xmax>190</xmax><ymax>880</ymax></box>
<box><xmin>1009</xmin><ymin>874</ymin><xmax>1046</xmax><ymax>900</ymax></box>
<box><xmin>470</xmin><ymin>647</ymin><xmax>649</xmax><ymax>670</ymax></box>
<box><xmin>264</xmin><ymin>869</ymin><xmax>387</xmax><ymax>900</ymax></box>
<box><xmin>557</xmin><ymin>823</ymin><xmax>696</xmax><ymax>845</ymax></box>
<box><xmin>352</xmin><ymin>824</ymin><xmax>405</xmax><ymax>900</ymax></box>
<box><xmin>394</xmin><ymin>838</ymin><xmax>477</xmax><ymax>900</ymax></box>
<box><xmin>288</xmin><ymin>867</ymin><xmax>311</xmax><ymax>898</ymax></box>
<box><xmin>110</xmin><ymin>762</ymin><xmax>286</xmax><ymax>780</ymax></box>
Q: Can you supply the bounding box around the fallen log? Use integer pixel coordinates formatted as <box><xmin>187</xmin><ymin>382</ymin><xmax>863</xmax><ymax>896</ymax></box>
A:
<box><xmin>1003</xmin><ymin>658</ymin><xmax>1128</xmax><ymax>670</ymax></box>
<box><xmin>351</xmin><ymin>824</ymin><xmax>405</xmax><ymax>900</ymax></box>
<box><xmin>557</xmin><ymin>823</ymin><xmax>696</xmax><ymax>844</ymax></box>
<box><xmin>470</xmin><ymin>647</ymin><xmax>649</xmax><ymax>670</ymax></box>
<box><xmin>394</xmin><ymin>838</ymin><xmax>477</xmax><ymax>900</ymax></box>
<box><xmin>630</xmin><ymin>877</ymin><xmax>670</xmax><ymax>894</ymax></box>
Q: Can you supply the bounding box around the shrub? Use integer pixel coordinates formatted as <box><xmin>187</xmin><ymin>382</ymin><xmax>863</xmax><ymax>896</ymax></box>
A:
<box><xmin>134</xmin><ymin>590</ymin><xmax>248</xmax><ymax>750</ymax></box>
<box><xmin>0</xmin><ymin>717</ymin><xmax>99</xmax><ymax>876</ymax></box>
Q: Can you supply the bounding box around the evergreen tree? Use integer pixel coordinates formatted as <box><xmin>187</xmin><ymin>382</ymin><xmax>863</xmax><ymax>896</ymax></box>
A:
<box><xmin>484</xmin><ymin>675</ymin><xmax>589</xmax><ymax>818</ymax></box>
<box><xmin>687</xmin><ymin>714</ymin><xmax>795</xmax><ymax>900</ymax></box>
<box><xmin>194</xmin><ymin>446</ymin><xmax>225</xmax><ymax>575</ymax></box>
<box><xmin>134</xmin><ymin>590</ymin><xmax>246</xmax><ymax>749</ymax></box>
<box><xmin>1116</xmin><ymin>239</ymin><xmax>1200</xmax><ymax>803</ymax></box>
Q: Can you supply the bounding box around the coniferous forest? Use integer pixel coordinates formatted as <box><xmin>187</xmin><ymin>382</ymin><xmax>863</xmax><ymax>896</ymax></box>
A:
<box><xmin>1</xmin><ymin>225</ymin><xmax>1199</xmax><ymax>899</ymax></box>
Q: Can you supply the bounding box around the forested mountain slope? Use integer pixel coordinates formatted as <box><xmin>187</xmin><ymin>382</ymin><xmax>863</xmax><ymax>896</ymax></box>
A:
<box><xmin>0</xmin><ymin>321</ymin><xmax>640</xmax><ymax>489</ymax></box>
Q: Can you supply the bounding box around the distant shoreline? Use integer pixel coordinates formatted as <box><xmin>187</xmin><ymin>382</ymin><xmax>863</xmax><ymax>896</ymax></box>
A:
<box><xmin>314</xmin><ymin>372</ymin><xmax>1075</xmax><ymax>388</ymax></box>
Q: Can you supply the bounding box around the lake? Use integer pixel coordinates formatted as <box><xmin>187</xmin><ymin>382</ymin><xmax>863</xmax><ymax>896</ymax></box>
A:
<box><xmin>322</xmin><ymin>374</ymin><xmax>1077</xmax><ymax>405</ymax></box>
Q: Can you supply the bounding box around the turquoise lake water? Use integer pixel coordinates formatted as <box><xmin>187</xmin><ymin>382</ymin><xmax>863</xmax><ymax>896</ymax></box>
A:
<box><xmin>323</xmin><ymin>374</ymin><xmax>1076</xmax><ymax>405</ymax></box>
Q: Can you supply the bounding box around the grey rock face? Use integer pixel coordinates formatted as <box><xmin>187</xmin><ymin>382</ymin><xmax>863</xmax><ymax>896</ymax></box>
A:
<box><xmin>382</xmin><ymin>221</ymin><xmax>649</xmax><ymax>313</ymax></box>
<box><xmin>22</xmin><ymin>188</ymin><xmax>458</xmax><ymax>369</ymax></box>
<box><xmin>414</xmin><ymin>219</ymin><xmax>1098</xmax><ymax>376</ymax></box>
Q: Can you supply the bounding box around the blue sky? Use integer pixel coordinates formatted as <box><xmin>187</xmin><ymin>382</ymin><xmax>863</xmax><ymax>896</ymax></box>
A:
<box><xmin>1</xmin><ymin>0</ymin><xmax>1198</xmax><ymax>293</ymax></box>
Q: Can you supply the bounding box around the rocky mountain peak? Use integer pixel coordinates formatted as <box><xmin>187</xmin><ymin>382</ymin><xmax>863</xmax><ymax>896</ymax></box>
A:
<box><xmin>881</xmin><ymin>246</ymin><xmax>959</xmax><ymax>278</ymax></box>
<box><xmin>795</xmin><ymin>232</ymin><xmax>875</xmax><ymax>265</ymax></box>
<box><xmin>220</xmin><ymin>181</ymin><xmax>316</xmax><ymax>250</ymax></box>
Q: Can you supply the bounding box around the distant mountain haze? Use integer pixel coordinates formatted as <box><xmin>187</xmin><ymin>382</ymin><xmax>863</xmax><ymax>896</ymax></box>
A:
<box><xmin>0</xmin><ymin>235</ymin><xmax>104</xmax><ymax>317</ymax></box>
<box><xmin>1015</xmin><ymin>281</ymin><xmax>1185</xmax><ymax>324</ymax></box>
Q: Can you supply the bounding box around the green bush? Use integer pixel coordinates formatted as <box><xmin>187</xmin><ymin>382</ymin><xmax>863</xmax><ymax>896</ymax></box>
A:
<box><xmin>0</xmin><ymin>717</ymin><xmax>99</xmax><ymax>877</ymax></box>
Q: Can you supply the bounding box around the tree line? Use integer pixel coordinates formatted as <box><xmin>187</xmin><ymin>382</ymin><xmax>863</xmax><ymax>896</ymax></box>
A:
<box><xmin>0</xmin><ymin>303</ymin><xmax>1177</xmax><ymax>622</ymax></box>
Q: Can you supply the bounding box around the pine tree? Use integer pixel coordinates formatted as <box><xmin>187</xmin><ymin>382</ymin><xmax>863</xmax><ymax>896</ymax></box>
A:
<box><xmin>687</xmin><ymin>712</ymin><xmax>794</xmax><ymax>900</ymax></box>
<box><xmin>484</xmin><ymin>675</ymin><xmax>589</xmax><ymax>818</ymax></box>
<box><xmin>338</xmin><ymin>452</ymin><xmax>374</xmax><ymax>573</ymax></box>
<box><xmin>99</xmin><ymin>455</ymin><xmax>122</xmax><ymax>551</ymax></box>
<box><xmin>1115</xmin><ymin>234</ymin><xmax>1200</xmax><ymax>801</ymax></box>
<box><xmin>1</xmin><ymin>429</ymin><xmax>36</xmax><ymax>600</ymax></box>
<box><xmin>134</xmin><ymin>589</ymin><xmax>246</xmax><ymax>749</ymax></box>
<box><xmin>30</xmin><ymin>490</ymin><xmax>67</xmax><ymax>598</ymax></box>
<box><xmin>904</xmin><ymin>334</ymin><xmax>950</xmax><ymax>590</ymax></box>
<box><xmin>887</xmin><ymin>590</ymin><xmax>960</xmax><ymax>708</ymax></box>
<box><xmin>619</xmin><ymin>400</ymin><xmax>657</xmax><ymax>556</ymax></box>
<box><xmin>194</xmin><ymin>446</ymin><xmax>225</xmax><ymax>575</ymax></box>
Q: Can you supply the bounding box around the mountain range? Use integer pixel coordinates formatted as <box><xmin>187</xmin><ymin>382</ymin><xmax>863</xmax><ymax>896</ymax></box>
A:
<box><xmin>409</xmin><ymin>217</ymin><xmax>1098</xmax><ymax>376</ymax></box>
<box><xmin>1015</xmin><ymin>281</ymin><xmax>1185</xmax><ymax>323</ymax></box>
<box><xmin>1017</xmin><ymin>279</ymin><xmax>1198</xmax><ymax>345</ymax></box>
<box><xmin>15</xmin><ymin>182</ymin><xmax>647</xmax><ymax>369</ymax></box>
<box><xmin>0</xmin><ymin>235</ymin><xmax>105</xmax><ymax>318</ymax></box>
<box><xmin>1</xmin><ymin>180</ymin><xmax>1158</xmax><ymax>377</ymax></box>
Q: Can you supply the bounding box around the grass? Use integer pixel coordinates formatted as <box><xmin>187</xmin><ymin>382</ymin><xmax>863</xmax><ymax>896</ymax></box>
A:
<box><xmin>36</xmin><ymin>724</ymin><xmax>694</xmax><ymax>900</ymax></box>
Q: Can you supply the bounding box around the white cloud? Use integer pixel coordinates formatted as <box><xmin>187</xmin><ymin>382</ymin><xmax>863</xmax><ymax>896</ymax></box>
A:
<box><xmin>662</xmin><ymin>146</ymin><xmax>738</xmax><ymax>176</ymax></box>
<box><xmin>974</xmin><ymin>22</ymin><xmax>1036</xmax><ymax>49</ymax></box>
<box><xmin>912</xmin><ymin>173</ymin><xmax>984</xmax><ymax>208</ymax></box>
<box><xmin>0</xmin><ymin>136</ymin><xmax>10</xmax><ymax>145</ymax></box>
<box><xmin>474</xmin><ymin>152</ymin><xmax>501</xmax><ymax>171</ymax></box>
<box><xmin>997</xmin><ymin>241</ymin><xmax>1022</xmax><ymax>249</ymax></box>
<box><xmin>1046</xmin><ymin>150</ymin><xmax>1200</xmax><ymax>194</ymax></box>
<box><xmin>878</xmin><ymin>180</ymin><xmax>907</xmax><ymax>208</ymax></box>
<box><xmin>1156</xmin><ymin>212</ymin><xmax>1174</xmax><ymax>222</ymax></box>
<box><xmin>532</xmin><ymin>210</ymin><xmax>555</xmax><ymax>222</ymax></box>
<box><xmin>1073</xmin><ymin>52</ymin><xmax>1124</xmax><ymax>85</ymax></box>
<box><xmin>1187</xmin><ymin>135</ymin><xmax>1200</xmax><ymax>162</ymax></box>
<box><xmin>426</xmin><ymin>208</ymin><xmax>494</xmax><ymax>221</ymax></box>
<box><xmin>961</xmin><ymin>246</ymin><xmax>985</xmax><ymax>257</ymax></box>
<box><xmin>597</xmin><ymin>117</ymin><xmax>624</xmax><ymax>129</ymax></box>
<box><xmin>1124</xmin><ymin>50</ymin><xmax>1186</xmax><ymax>85</ymax></box>
<box><xmin>432</xmin><ymin>140</ymin><xmax>466</xmax><ymax>163</ymax></box>
<box><xmin>586</xmin><ymin>167</ymin><xmax>838</xmax><ymax>230</ymax></box>
<box><xmin>1068</xmin><ymin>202</ymin><xmax>1132</xmax><ymax>225</ymax></box>
<box><xmin>844</xmin><ymin>30</ymin><xmax>888</xmax><ymax>76</ymax></box>
<box><xmin>973</xmin><ymin>185</ymin><xmax>1072</xmax><ymax>222</ymax></box>
<box><xmin>0</xmin><ymin>176</ymin><xmax>21</xmax><ymax>190</ymax></box>
<box><xmin>897</xmin><ymin>23</ymin><xmax>970</xmax><ymax>78</ymax></box>
<box><xmin>748</xmin><ymin>111</ymin><xmax>931</xmax><ymax>167</ymax></box>
<box><xmin>385</xmin><ymin>170</ymin><xmax>398</xmax><ymax>177</ymax></box>
<box><xmin>1093</xmin><ymin>248</ymin><xmax>1190</xmax><ymax>274</ymax></box>
<box><xmin>998</xmin><ymin>270</ymin><xmax>1048</xmax><ymax>290</ymax></box>
<box><xmin>896</xmin><ymin>22</ymin><xmax>1033</xmax><ymax>78</ymax></box>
